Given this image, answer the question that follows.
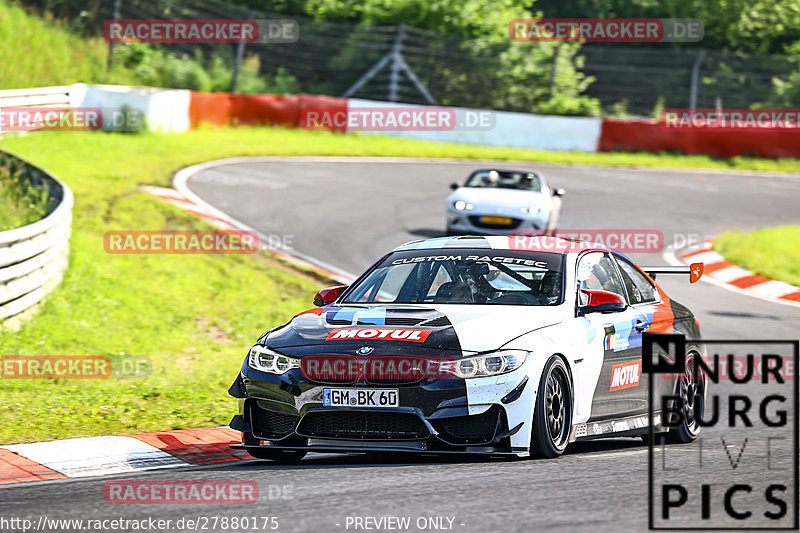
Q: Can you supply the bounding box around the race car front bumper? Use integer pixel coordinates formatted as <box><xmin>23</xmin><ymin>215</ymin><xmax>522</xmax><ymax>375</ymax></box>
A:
<box><xmin>228</xmin><ymin>366</ymin><xmax>531</xmax><ymax>455</ymax></box>
<box><xmin>446</xmin><ymin>209</ymin><xmax>549</xmax><ymax>235</ymax></box>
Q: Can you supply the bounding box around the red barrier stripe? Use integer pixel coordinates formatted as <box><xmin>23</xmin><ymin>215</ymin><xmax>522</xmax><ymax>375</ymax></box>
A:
<box><xmin>132</xmin><ymin>427</ymin><xmax>249</xmax><ymax>464</ymax></box>
<box><xmin>683</xmin><ymin>247</ymin><xmax>713</xmax><ymax>259</ymax></box>
<box><xmin>729</xmin><ymin>274</ymin><xmax>771</xmax><ymax>289</ymax></box>
<box><xmin>0</xmin><ymin>449</ymin><xmax>65</xmax><ymax>484</ymax></box>
<box><xmin>598</xmin><ymin>118</ymin><xmax>800</xmax><ymax>159</ymax></box>
<box><xmin>188</xmin><ymin>92</ymin><xmax>347</xmax><ymax>131</ymax></box>
<box><xmin>780</xmin><ymin>291</ymin><xmax>800</xmax><ymax>302</ymax></box>
<box><xmin>701</xmin><ymin>261</ymin><xmax>733</xmax><ymax>274</ymax></box>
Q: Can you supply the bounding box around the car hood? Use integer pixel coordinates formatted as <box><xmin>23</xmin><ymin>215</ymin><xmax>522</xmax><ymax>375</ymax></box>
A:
<box><xmin>263</xmin><ymin>304</ymin><xmax>564</xmax><ymax>356</ymax></box>
<box><xmin>449</xmin><ymin>187</ymin><xmax>550</xmax><ymax>213</ymax></box>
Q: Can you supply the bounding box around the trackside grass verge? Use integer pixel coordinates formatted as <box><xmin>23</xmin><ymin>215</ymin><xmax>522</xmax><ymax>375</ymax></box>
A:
<box><xmin>714</xmin><ymin>226</ymin><xmax>800</xmax><ymax>288</ymax></box>
<box><xmin>1</xmin><ymin>127</ymin><xmax>799</xmax><ymax>445</ymax></box>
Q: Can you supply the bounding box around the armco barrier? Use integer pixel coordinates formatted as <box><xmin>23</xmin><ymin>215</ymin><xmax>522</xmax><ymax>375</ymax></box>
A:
<box><xmin>0</xmin><ymin>152</ymin><xmax>72</xmax><ymax>330</ymax></box>
<box><xmin>598</xmin><ymin>118</ymin><xmax>800</xmax><ymax>159</ymax></box>
<box><xmin>0</xmin><ymin>85</ymin><xmax>71</xmax><ymax>109</ymax></box>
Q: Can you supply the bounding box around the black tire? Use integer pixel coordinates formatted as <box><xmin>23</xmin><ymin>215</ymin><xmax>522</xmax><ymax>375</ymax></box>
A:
<box><xmin>530</xmin><ymin>356</ymin><xmax>573</xmax><ymax>458</ymax></box>
<box><xmin>246</xmin><ymin>448</ymin><xmax>307</xmax><ymax>464</ymax></box>
<box><xmin>666</xmin><ymin>351</ymin><xmax>705</xmax><ymax>444</ymax></box>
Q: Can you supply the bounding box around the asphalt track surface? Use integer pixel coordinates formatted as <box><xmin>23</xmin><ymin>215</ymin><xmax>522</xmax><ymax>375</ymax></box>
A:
<box><xmin>3</xmin><ymin>158</ymin><xmax>800</xmax><ymax>533</ymax></box>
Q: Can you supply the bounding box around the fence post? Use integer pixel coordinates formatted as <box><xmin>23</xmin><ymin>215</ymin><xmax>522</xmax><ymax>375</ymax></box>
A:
<box><xmin>388</xmin><ymin>24</ymin><xmax>406</xmax><ymax>102</ymax></box>
<box><xmin>548</xmin><ymin>43</ymin><xmax>561</xmax><ymax>99</ymax></box>
<box><xmin>230</xmin><ymin>11</ymin><xmax>256</xmax><ymax>94</ymax></box>
<box><xmin>689</xmin><ymin>49</ymin><xmax>707</xmax><ymax>110</ymax></box>
<box><xmin>106</xmin><ymin>0</ymin><xmax>122</xmax><ymax>71</ymax></box>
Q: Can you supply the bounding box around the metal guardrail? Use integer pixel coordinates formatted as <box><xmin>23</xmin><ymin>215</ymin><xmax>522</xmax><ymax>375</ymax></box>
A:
<box><xmin>0</xmin><ymin>85</ymin><xmax>71</xmax><ymax>109</ymax></box>
<box><xmin>0</xmin><ymin>151</ymin><xmax>73</xmax><ymax>329</ymax></box>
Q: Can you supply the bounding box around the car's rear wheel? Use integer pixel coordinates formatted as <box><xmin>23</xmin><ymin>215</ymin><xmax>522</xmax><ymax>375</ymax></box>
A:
<box><xmin>530</xmin><ymin>356</ymin><xmax>573</xmax><ymax>458</ymax></box>
<box><xmin>667</xmin><ymin>351</ymin><xmax>705</xmax><ymax>443</ymax></box>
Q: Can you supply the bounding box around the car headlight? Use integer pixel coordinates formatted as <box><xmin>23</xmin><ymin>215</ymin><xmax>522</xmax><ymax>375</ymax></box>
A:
<box><xmin>453</xmin><ymin>200</ymin><xmax>473</xmax><ymax>210</ymax></box>
<box><xmin>521</xmin><ymin>206</ymin><xmax>541</xmax><ymax>215</ymax></box>
<box><xmin>248</xmin><ymin>345</ymin><xmax>300</xmax><ymax>374</ymax></box>
<box><xmin>439</xmin><ymin>350</ymin><xmax>527</xmax><ymax>378</ymax></box>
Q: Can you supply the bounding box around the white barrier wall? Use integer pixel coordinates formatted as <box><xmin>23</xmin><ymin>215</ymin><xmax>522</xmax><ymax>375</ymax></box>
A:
<box><xmin>0</xmin><ymin>153</ymin><xmax>73</xmax><ymax>330</ymax></box>
<box><xmin>70</xmin><ymin>84</ymin><xmax>191</xmax><ymax>133</ymax></box>
<box><xmin>347</xmin><ymin>99</ymin><xmax>602</xmax><ymax>152</ymax></box>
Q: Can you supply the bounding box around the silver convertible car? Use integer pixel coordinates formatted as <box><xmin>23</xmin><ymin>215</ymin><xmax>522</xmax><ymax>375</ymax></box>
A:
<box><xmin>446</xmin><ymin>169</ymin><xmax>565</xmax><ymax>235</ymax></box>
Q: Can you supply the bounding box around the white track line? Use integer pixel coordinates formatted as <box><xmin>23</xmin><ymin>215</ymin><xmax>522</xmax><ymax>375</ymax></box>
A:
<box><xmin>663</xmin><ymin>244</ymin><xmax>800</xmax><ymax>309</ymax></box>
<box><xmin>170</xmin><ymin>159</ymin><xmax>358</xmax><ymax>285</ymax></box>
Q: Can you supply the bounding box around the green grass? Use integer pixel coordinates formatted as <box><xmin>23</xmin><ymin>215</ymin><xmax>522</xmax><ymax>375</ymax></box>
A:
<box><xmin>2</xmin><ymin>126</ymin><xmax>800</xmax><ymax>445</ymax></box>
<box><xmin>0</xmin><ymin>1</ymin><xmax>277</xmax><ymax>92</ymax></box>
<box><xmin>0</xmin><ymin>2</ymin><xmax>109</xmax><ymax>88</ymax></box>
<box><xmin>0</xmin><ymin>161</ymin><xmax>51</xmax><ymax>231</ymax></box>
<box><xmin>714</xmin><ymin>226</ymin><xmax>800</xmax><ymax>287</ymax></box>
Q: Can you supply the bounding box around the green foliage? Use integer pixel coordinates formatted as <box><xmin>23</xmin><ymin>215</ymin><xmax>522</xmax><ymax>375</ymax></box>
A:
<box><xmin>0</xmin><ymin>160</ymin><xmax>51</xmax><ymax>231</ymax></box>
<box><xmin>295</xmin><ymin>0</ymin><xmax>528</xmax><ymax>38</ymax></box>
<box><xmin>535</xmin><ymin>0</ymin><xmax>800</xmax><ymax>55</ymax></box>
<box><xmin>112</xmin><ymin>44</ymin><xmax>277</xmax><ymax>94</ymax></box>
<box><xmin>755</xmin><ymin>66</ymin><xmax>800</xmax><ymax>107</ymax></box>
<box><xmin>0</xmin><ymin>0</ymin><xmax>288</xmax><ymax>94</ymax></box>
<box><xmin>0</xmin><ymin>1</ymin><xmax>109</xmax><ymax>88</ymax></box>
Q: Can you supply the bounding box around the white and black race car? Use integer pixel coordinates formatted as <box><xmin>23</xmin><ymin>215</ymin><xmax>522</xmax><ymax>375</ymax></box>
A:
<box><xmin>229</xmin><ymin>236</ymin><xmax>706</xmax><ymax>462</ymax></box>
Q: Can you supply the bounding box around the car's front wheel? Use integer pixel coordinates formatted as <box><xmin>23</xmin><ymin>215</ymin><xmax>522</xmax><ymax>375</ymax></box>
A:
<box><xmin>530</xmin><ymin>356</ymin><xmax>573</xmax><ymax>458</ymax></box>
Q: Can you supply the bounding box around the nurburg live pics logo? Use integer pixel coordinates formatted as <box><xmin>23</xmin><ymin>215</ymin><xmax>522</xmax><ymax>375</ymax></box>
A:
<box><xmin>643</xmin><ymin>333</ymin><xmax>799</xmax><ymax>530</ymax></box>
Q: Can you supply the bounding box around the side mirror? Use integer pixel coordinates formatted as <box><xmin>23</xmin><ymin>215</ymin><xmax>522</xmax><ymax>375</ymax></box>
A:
<box><xmin>578</xmin><ymin>289</ymin><xmax>627</xmax><ymax>314</ymax></box>
<box><xmin>552</xmin><ymin>188</ymin><xmax>566</xmax><ymax>197</ymax></box>
<box><xmin>313</xmin><ymin>285</ymin><xmax>348</xmax><ymax>306</ymax></box>
<box><xmin>450</xmin><ymin>182</ymin><xmax>460</xmax><ymax>190</ymax></box>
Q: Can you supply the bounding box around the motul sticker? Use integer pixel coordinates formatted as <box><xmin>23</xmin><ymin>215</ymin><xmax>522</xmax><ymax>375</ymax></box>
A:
<box><xmin>609</xmin><ymin>360</ymin><xmax>641</xmax><ymax>391</ymax></box>
<box><xmin>325</xmin><ymin>328</ymin><xmax>432</xmax><ymax>342</ymax></box>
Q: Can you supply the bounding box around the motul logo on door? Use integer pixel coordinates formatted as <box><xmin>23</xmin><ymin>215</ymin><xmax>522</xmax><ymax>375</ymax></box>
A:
<box><xmin>609</xmin><ymin>360</ymin><xmax>641</xmax><ymax>391</ymax></box>
<box><xmin>325</xmin><ymin>328</ymin><xmax>432</xmax><ymax>342</ymax></box>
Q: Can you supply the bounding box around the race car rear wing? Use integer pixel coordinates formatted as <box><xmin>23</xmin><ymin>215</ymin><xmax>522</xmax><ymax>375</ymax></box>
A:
<box><xmin>642</xmin><ymin>263</ymin><xmax>704</xmax><ymax>283</ymax></box>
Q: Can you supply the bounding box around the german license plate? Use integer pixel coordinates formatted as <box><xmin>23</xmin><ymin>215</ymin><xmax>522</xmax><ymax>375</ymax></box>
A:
<box><xmin>480</xmin><ymin>216</ymin><xmax>513</xmax><ymax>225</ymax></box>
<box><xmin>322</xmin><ymin>388</ymin><xmax>399</xmax><ymax>407</ymax></box>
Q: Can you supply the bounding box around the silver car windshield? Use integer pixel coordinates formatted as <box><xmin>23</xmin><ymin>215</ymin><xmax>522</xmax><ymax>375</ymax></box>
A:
<box><xmin>343</xmin><ymin>249</ymin><xmax>564</xmax><ymax>306</ymax></box>
<box><xmin>464</xmin><ymin>170</ymin><xmax>542</xmax><ymax>191</ymax></box>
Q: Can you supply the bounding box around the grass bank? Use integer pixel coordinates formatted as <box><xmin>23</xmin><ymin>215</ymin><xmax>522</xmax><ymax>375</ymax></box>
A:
<box><xmin>714</xmin><ymin>226</ymin><xmax>800</xmax><ymax>287</ymax></box>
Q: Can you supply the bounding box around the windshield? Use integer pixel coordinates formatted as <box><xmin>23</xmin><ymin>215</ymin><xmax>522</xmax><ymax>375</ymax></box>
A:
<box><xmin>464</xmin><ymin>170</ymin><xmax>542</xmax><ymax>191</ymax></box>
<box><xmin>343</xmin><ymin>249</ymin><xmax>564</xmax><ymax>306</ymax></box>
